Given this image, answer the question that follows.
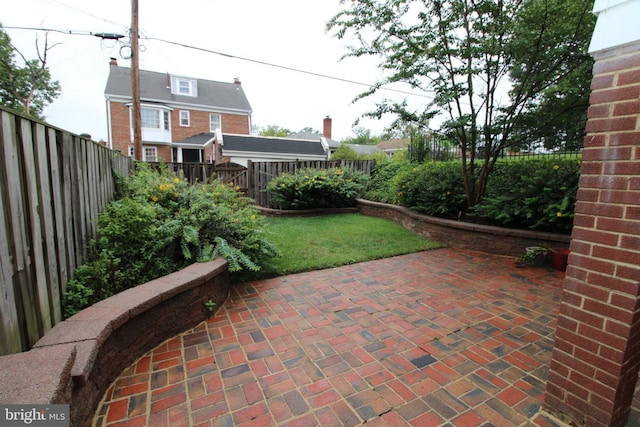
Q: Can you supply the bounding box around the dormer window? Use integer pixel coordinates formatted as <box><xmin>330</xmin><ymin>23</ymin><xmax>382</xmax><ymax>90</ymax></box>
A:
<box><xmin>170</xmin><ymin>75</ymin><xmax>197</xmax><ymax>97</ymax></box>
<box><xmin>178</xmin><ymin>80</ymin><xmax>191</xmax><ymax>95</ymax></box>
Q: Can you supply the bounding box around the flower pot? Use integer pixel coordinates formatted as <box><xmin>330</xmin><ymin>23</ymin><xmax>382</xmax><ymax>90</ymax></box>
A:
<box><xmin>551</xmin><ymin>248</ymin><xmax>570</xmax><ymax>271</ymax></box>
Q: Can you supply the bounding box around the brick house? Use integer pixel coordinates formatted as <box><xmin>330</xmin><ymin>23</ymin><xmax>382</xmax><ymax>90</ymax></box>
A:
<box><xmin>104</xmin><ymin>58</ymin><xmax>252</xmax><ymax>162</ymax></box>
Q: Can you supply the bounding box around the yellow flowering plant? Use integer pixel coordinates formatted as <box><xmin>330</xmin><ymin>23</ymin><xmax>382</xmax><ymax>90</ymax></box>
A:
<box><xmin>471</xmin><ymin>158</ymin><xmax>580</xmax><ymax>233</ymax></box>
<box><xmin>63</xmin><ymin>163</ymin><xmax>278</xmax><ymax>317</ymax></box>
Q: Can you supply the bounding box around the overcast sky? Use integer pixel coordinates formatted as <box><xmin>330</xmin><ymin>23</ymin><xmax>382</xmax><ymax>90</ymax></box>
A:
<box><xmin>2</xmin><ymin>0</ymin><xmax>426</xmax><ymax>142</ymax></box>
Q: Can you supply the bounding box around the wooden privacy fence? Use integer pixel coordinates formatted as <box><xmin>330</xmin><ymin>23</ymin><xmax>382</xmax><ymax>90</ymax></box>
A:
<box><xmin>149</xmin><ymin>161</ymin><xmax>249</xmax><ymax>190</ymax></box>
<box><xmin>247</xmin><ymin>159</ymin><xmax>376</xmax><ymax>207</ymax></box>
<box><xmin>0</xmin><ymin>108</ymin><xmax>134</xmax><ymax>355</ymax></box>
<box><xmin>150</xmin><ymin>159</ymin><xmax>376</xmax><ymax>208</ymax></box>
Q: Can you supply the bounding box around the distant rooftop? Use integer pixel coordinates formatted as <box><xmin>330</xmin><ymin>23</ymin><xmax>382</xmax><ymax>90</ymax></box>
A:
<box><xmin>105</xmin><ymin>64</ymin><xmax>252</xmax><ymax>113</ymax></box>
<box><xmin>220</xmin><ymin>134</ymin><xmax>326</xmax><ymax>156</ymax></box>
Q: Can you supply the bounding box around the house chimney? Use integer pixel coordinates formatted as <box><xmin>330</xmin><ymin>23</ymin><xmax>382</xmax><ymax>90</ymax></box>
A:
<box><xmin>109</xmin><ymin>57</ymin><xmax>118</xmax><ymax>66</ymax></box>
<box><xmin>323</xmin><ymin>116</ymin><xmax>332</xmax><ymax>139</ymax></box>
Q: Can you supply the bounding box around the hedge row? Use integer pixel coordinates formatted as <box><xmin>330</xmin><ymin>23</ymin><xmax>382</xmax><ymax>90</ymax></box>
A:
<box><xmin>364</xmin><ymin>157</ymin><xmax>580</xmax><ymax>233</ymax></box>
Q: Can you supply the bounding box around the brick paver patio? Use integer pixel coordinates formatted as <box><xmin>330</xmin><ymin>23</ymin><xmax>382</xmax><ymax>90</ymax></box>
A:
<box><xmin>92</xmin><ymin>249</ymin><xmax>587</xmax><ymax>426</ymax></box>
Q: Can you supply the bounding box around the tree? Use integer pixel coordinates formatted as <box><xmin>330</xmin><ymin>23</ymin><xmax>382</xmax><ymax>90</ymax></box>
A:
<box><xmin>340</xmin><ymin>126</ymin><xmax>381</xmax><ymax>145</ymax></box>
<box><xmin>297</xmin><ymin>126</ymin><xmax>320</xmax><ymax>134</ymax></box>
<box><xmin>0</xmin><ymin>25</ymin><xmax>61</xmax><ymax>118</ymax></box>
<box><xmin>332</xmin><ymin>143</ymin><xmax>387</xmax><ymax>161</ymax></box>
<box><xmin>508</xmin><ymin>0</ymin><xmax>594</xmax><ymax>152</ymax></box>
<box><xmin>258</xmin><ymin>124</ymin><xmax>291</xmax><ymax>137</ymax></box>
<box><xmin>328</xmin><ymin>0</ymin><xmax>595</xmax><ymax>207</ymax></box>
<box><xmin>332</xmin><ymin>144</ymin><xmax>362</xmax><ymax>160</ymax></box>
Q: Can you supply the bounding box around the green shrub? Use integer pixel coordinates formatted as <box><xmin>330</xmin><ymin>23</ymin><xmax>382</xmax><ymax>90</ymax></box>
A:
<box><xmin>362</xmin><ymin>158</ymin><xmax>408</xmax><ymax>204</ymax></box>
<box><xmin>361</xmin><ymin>155</ymin><xmax>580</xmax><ymax>233</ymax></box>
<box><xmin>471</xmin><ymin>158</ymin><xmax>580</xmax><ymax>233</ymax></box>
<box><xmin>393</xmin><ymin>161</ymin><xmax>468</xmax><ymax>218</ymax></box>
<box><xmin>63</xmin><ymin>164</ymin><xmax>278</xmax><ymax>318</ymax></box>
<box><xmin>267</xmin><ymin>167</ymin><xmax>369</xmax><ymax>209</ymax></box>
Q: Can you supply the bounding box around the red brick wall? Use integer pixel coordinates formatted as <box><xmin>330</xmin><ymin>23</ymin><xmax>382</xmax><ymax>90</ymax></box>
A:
<box><xmin>156</xmin><ymin>146</ymin><xmax>171</xmax><ymax>162</ymax></box>
<box><xmin>109</xmin><ymin>102</ymin><xmax>131</xmax><ymax>155</ymax></box>
<box><xmin>108</xmin><ymin>101</ymin><xmax>250</xmax><ymax>159</ymax></box>
<box><xmin>544</xmin><ymin>42</ymin><xmax>640</xmax><ymax>427</ymax></box>
<box><xmin>171</xmin><ymin>109</ymin><xmax>250</xmax><ymax>141</ymax></box>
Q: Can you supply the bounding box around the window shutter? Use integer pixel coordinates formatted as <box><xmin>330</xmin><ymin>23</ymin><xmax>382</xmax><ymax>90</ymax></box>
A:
<box><xmin>191</xmin><ymin>80</ymin><xmax>198</xmax><ymax>97</ymax></box>
<box><xmin>170</xmin><ymin>76</ymin><xmax>177</xmax><ymax>94</ymax></box>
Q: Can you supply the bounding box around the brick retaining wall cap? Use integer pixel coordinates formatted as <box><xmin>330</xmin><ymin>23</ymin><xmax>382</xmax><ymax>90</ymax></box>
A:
<box><xmin>0</xmin><ymin>344</ymin><xmax>76</xmax><ymax>404</ymax></box>
<box><xmin>356</xmin><ymin>198</ymin><xmax>570</xmax><ymax>244</ymax></box>
<box><xmin>0</xmin><ymin>257</ymin><xmax>229</xmax><ymax>418</ymax></box>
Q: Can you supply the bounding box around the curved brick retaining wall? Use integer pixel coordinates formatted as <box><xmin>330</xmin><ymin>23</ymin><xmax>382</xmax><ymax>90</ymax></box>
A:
<box><xmin>356</xmin><ymin>198</ymin><xmax>571</xmax><ymax>256</ymax></box>
<box><xmin>0</xmin><ymin>258</ymin><xmax>229</xmax><ymax>427</ymax></box>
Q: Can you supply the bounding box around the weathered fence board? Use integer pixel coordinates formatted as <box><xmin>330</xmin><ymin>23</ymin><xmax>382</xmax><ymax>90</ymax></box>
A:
<box><xmin>0</xmin><ymin>108</ymin><xmax>134</xmax><ymax>354</ymax></box>
<box><xmin>61</xmin><ymin>133</ymin><xmax>76</xmax><ymax>289</ymax></box>
<box><xmin>22</xmin><ymin>120</ymin><xmax>52</xmax><ymax>333</ymax></box>
<box><xmin>0</xmin><ymin>151</ymin><xmax>20</xmax><ymax>355</ymax></box>
<box><xmin>1</xmin><ymin>111</ymin><xmax>40</xmax><ymax>347</ymax></box>
<box><xmin>47</xmin><ymin>128</ymin><xmax>68</xmax><ymax>314</ymax></box>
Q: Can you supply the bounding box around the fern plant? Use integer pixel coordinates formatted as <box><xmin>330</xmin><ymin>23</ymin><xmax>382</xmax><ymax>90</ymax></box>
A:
<box><xmin>62</xmin><ymin>166</ymin><xmax>279</xmax><ymax>317</ymax></box>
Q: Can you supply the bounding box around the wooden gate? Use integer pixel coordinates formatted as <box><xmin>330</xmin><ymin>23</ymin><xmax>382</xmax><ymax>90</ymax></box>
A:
<box><xmin>149</xmin><ymin>162</ymin><xmax>247</xmax><ymax>190</ymax></box>
<box><xmin>215</xmin><ymin>163</ymin><xmax>248</xmax><ymax>193</ymax></box>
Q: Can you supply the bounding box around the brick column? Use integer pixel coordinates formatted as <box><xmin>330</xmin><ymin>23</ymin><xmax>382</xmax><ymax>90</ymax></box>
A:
<box><xmin>543</xmin><ymin>3</ymin><xmax>640</xmax><ymax>424</ymax></box>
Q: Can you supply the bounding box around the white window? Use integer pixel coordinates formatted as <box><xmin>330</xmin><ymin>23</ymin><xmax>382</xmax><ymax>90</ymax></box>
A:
<box><xmin>169</xmin><ymin>75</ymin><xmax>197</xmax><ymax>96</ymax></box>
<box><xmin>209</xmin><ymin>113</ymin><xmax>221</xmax><ymax>132</ymax></box>
<box><xmin>178</xmin><ymin>79</ymin><xmax>191</xmax><ymax>95</ymax></box>
<box><xmin>138</xmin><ymin>108</ymin><xmax>169</xmax><ymax>130</ymax></box>
<box><xmin>132</xmin><ymin>105</ymin><xmax>171</xmax><ymax>144</ymax></box>
<box><xmin>127</xmin><ymin>146</ymin><xmax>157</xmax><ymax>161</ymax></box>
<box><xmin>141</xmin><ymin>108</ymin><xmax>160</xmax><ymax>129</ymax></box>
<box><xmin>180</xmin><ymin>110</ymin><xmax>190</xmax><ymax>127</ymax></box>
<box><xmin>144</xmin><ymin>146</ymin><xmax>158</xmax><ymax>162</ymax></box>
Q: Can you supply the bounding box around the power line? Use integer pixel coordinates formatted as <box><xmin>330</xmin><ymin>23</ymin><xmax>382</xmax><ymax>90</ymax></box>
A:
<box><xmin>2</xmin><ymin>26</ymin><xmax>124</xmax><ymax>39</ymax></box>
<box><xmin>143</xmin><ymin>36</ymin><xmax>432</xmax><ymax>99</ymax></box>
<box><xmin>3</xmin><ymin>26</ymin><xmax>91</xmax><ymax>36</ymax></box>
<box><xmin>2</xmin><ymin>25</ymin><xmax>432</xmax><ymax>99</ymax></box>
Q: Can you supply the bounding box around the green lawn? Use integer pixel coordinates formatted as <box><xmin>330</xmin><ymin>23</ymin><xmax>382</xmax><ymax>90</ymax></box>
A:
<box><xmin>259</xmin><ymin>213</ymin><xmax>443</xmax><ymax>278</ymax></box>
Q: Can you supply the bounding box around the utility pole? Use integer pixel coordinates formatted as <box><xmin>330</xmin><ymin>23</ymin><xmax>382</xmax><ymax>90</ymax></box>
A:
<box><xmin>131</xmin><ymin>0</ymin><xmax>142</xmax><ymax>161</ymax></box>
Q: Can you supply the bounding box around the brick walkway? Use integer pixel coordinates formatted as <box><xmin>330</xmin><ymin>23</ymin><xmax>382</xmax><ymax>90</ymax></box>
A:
<box><xmin>93</xmin><ymin>249</ymin><xmax>578</xmax><ymax>426</ymax></box>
